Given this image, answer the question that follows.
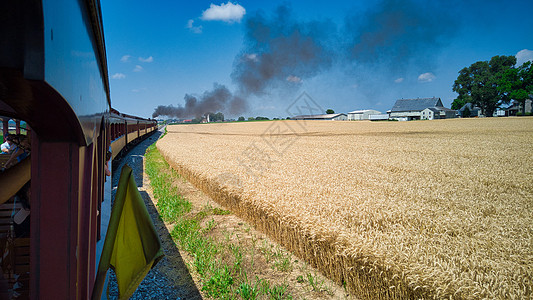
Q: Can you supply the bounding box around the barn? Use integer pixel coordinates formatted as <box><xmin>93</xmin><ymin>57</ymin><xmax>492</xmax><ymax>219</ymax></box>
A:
<box><xmin>347</xmin><ymin>110</ymin><xmax>381</xmax><ymax>121</ymax></box>
<box><xmin>390</xmin><ymin>97</ymin><xmax>456</xmax><ymax>121</ymax></box>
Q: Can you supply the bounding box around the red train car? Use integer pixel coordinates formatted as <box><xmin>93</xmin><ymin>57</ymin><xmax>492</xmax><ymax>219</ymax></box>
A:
<box><xmin>0</xmin><ymin>0</ymin><xmax>157</xmax><ymax>298</ymax></box>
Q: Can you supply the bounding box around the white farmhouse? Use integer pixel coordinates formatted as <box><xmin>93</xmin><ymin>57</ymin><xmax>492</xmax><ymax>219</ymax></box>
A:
<box><xmin>347</xmin><ymin>110</ymin><xmax>381</xmax><ymax>120</ymax></box>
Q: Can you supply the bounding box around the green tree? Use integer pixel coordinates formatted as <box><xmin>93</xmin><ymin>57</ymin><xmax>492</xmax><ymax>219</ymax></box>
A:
<box><xmin>207</xmin><ymin>112</ymin><xmax>225</xmax><ymax>122</ymax></box>
<box><xmin>452</xmin><ymin>55</ymin><xmax>516</xmax><ymax>117</ymax></box>
<box><xmin>462</xmin><ymin>105</ymin><xmax>471</xmax><ymax>118</ymax></box>
<box><xmin>498</xmin><ymin>61</ymin><xmax>533</xmax><ymax>114</ymax></box>
<box><xmin>451</xmin><ymin>97</ymin><xmax>467</xmax><ymax>110</ymax></box>
<box><xmin>238</xmin><ymin>116</ymin><xmax>245</xmax><ymax>121</ymax></box>
<box><xmin>215</xmin><ymin>112</ymin><xmax>224</xmax><ymax>121</ymax></box>
<box><xmin>326</xmin><ymin>109</ymin><xmax>335</xmax><ymax>114</ymax></box>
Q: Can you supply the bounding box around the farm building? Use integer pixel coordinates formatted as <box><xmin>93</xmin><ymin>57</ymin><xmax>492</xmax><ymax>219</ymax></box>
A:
<box><xmin>390</xmin><ymin>97</ymin><xmax>457</xmax><ymax>121</ymax></box>
<box><xmin>292</xmin><ymin>113</ymin><xmax>348</xmax><ymax>121</ymax></box>
<box><xmin>369</xmin><ymin>114</ymin><xmax>390</xmax><ymax>121</ymax></box>
<box><xmin>506</xmin><ymin>99</ymin><xmax>532</xmax><ymax>116</ymax></box>
<box><xmin>458</xmin><ymin>103</ymin><xmax>482</xmax><ymax>117</ymax></box>
<box><xmin>347</xmin><ymin>110</ymin><xmax>381</xmax><ymax>120</ymax></box>
<box><xmin>421</xmin><ymin>107</ymin><xmax>457</xmax><ymax>120</ymax></box>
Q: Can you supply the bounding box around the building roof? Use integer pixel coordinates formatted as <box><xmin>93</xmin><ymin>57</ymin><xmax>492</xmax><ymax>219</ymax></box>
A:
<box><xmin>424</xmin><ymin>107</ymin><xmax>440</xmax><ymax>113</ymax></box>
<box><xmin>459</xmin><ymin>103</ymin><xmax>480</xmax><ymax>112</ymax></box>
<box><xmin>436</xmin><ymin>106</ymin><xmax>456</xmax><ymax>112</ymax></box>
<box><xmin>391</xmin><ymin>97</ymin><xmax>443</xmax><ymax>112</ymax></box>
<box><xmin>292</xmin><ymin>113</ymin><xmax>347</xmax><ymax>120</ymax></box>
<box><xmin>348</xmin><ymin>109</ymin><xmax>380</xmax><ymax>114</ymax></box>
<box><xmin>424</xmin><ymin>106</ymin><xmax>456</xmax><ymax>113</ymax></box>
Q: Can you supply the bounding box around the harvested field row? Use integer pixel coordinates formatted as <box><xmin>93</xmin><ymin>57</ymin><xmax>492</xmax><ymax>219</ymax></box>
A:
<box><xmin>157</xmin><ymin>117</ymin><xmax>533</xmax><ymax>299</ymax></box>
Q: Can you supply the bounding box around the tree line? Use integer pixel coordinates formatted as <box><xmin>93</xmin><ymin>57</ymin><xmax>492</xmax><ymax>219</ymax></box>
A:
<box><xmin>452</xmin><ymin>55</ymin><xmax>532</xmax><ymax>116</ymax></box>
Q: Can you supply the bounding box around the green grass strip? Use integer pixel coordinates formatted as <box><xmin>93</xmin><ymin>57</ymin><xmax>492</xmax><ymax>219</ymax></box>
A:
<box><xmin>144</xmin><ymin>143</ymin><xmax>294</xmax><ymax>299</ymax></box>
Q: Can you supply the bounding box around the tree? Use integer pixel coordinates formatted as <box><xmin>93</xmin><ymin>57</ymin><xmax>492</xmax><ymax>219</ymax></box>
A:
<box><xmin>238</xmin><ymin>116</ymin><xmax>245</xmax><ymax>121</ymax></box>
<box><xmin>498</xmin><ymin>61</ymin><xmax>533</xmax><ymax>114</ymax></box>
<box><xmin>207</xmin><ymin>112</ymin><xmax>225</xmax><ymax>122</ymax></box>
<box><xmin>452</xmin><ymin>55</ymin><xmax>516</xmax><ymax>117</ymax></box>
<box><xmin>215</xmin><ymin>112</ymin><xmax>224</xmax><ymax>122</ymax></box>
<box><xmin>462</xmin><ymin>105</ymin><xmax>471</xmax><ymax>118</ymax></box>
<box><xmin>451</xmin><ymin>97</ymin><xmax>467</xmax><ymax>110</ymax></box>
<box><xmin>326</xmin><ymin>109</ymin><xmax>335</xmax><ymax>114</ymax></box>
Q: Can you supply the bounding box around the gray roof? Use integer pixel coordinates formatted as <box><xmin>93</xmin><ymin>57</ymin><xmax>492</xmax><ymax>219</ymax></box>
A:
<box><xmin>435</xmin><ymin>106</ymin><xmax>455</xmax><ymax>112</ymax></box>
<box><xmin>424</xmin><ymin>106</ymin><xmax>456</xmax><ymax>113</ymax></box>
<box><xmin>391</xmin><ymin>97</ymin><xmax>443</xmax><ymax>112</ymax></box>
<box><xmin>292</xmin><ymin>113</ymin><xmax>346</xmax><ymax>120</ymax></box>
<box><xmin>348</xmin><ymin>109</ymin><xmax>381</xmax><ymax>114</ymax></box>
<box><xmin>459</xmin><ymin>103</ymin><xmax>480</xmax><ymax>112</ymax></box>
<box><xmin>425</xmin><ymin>107</ymin><xmax>440</xmax><ymax>113</ymax></box>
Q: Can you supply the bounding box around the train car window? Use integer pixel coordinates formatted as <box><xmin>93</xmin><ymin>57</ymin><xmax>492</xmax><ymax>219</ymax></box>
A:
<box><xmin>0</xmin><ymin>116</ymin><xmax>31</xmax><ymax>298</ymax></box>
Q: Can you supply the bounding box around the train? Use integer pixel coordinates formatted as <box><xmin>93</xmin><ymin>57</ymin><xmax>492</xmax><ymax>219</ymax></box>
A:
<box><xmin>0</xmin><ymin>0</ymin><xmax>158</xmax><ymax>298</ymax></box>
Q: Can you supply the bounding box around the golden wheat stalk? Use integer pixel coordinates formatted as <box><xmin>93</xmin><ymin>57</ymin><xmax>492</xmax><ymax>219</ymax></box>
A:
<box><xmin>157</xmin><ymin>118</ymin><xmax>533</xmax><ymax>299</ymax></box>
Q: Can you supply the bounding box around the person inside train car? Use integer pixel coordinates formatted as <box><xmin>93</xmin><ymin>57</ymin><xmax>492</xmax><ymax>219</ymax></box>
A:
<box><xmin>3</xmin><ymin>134</ymin><xmax>30</xmax><ymax>170</ymax></box>
<box><xmin>13</xmin><ymin>181</ymin><xmax>30</xmax><ymax>238</ymax></box>
<box><xmin>105</xmin><ymin>150</ymin><xmax>112</xmax><ymax>177</ymax></box>
<box><xmin>0</xmin><ymin>136</ymin><xmax>15</xmax><ymax>154</ymax></box>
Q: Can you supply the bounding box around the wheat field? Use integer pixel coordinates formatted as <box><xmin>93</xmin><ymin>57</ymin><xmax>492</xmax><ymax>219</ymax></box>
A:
<box><xmin>157</xmin><ymin>117</ymin><xmax>533</xmax><ymax>299</ymax></box>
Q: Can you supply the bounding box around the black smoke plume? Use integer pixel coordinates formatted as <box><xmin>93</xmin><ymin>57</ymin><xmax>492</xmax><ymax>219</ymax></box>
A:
<box><xmin>231</xmin><ymin>5</ymin><xmax>337</xmax><ymax>96</ymax></box>
<box><xmin>343</xmin><ymin>0</ymin><xmax>458</xmax><ymax>71</ymax></box>
<box><xmin>153</xmin><ymin>1</ymin><xmax>458</xmax><ymax>118</ymax></box>
<box><xmin>152</xmin><ymin>84</ymin><xmax>247</xmax><ymax>118</ymax></box>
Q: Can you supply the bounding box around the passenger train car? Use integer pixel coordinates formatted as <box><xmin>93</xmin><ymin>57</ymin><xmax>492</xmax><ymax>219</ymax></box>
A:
<box><xmin>0</xmin><ymin>0</ymin><xmax>157</xmax><ymax>298</ymax></box>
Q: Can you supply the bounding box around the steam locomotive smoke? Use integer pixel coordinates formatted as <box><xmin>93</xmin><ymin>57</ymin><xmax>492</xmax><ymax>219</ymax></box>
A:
<box><xmin>153</xmin><ymin>0</ymin><xmax>457</xmax><ymax>118</ymax></box>
<box><xmin>152</xmin><ymin>84</ymin><xmax>246</xmax><ymax>118</ymax></box>
<box><xmin>231</xmin><ymin>5</ymin><xmax>336</xmax><ymax>96</ymax></box>
<box><xmin>344</xmin><ymin>0</ymin><xmax>457</xmax><ymax>71</ymax></box>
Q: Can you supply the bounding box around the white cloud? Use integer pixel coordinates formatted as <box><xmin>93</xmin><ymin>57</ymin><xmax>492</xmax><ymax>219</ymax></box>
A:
<box><xmin>286</xmin><ymin>75</ymin><xmax>302</xmax><ymax>83</ymax></box>
<box><xmin>418</xmin><ymin>72</ymin><xmax>436</xmax><ymax>83</ymax></box>
<box><xmin>201</xmin><ymin>2</ymin><xmax>246</xmax><ymax>23</ymax></box>
<box><xmin>133</xmin><ymin>65</ymin><xmax>143</xmax><ymax>72</ymax></box>
<box><xmin>516</xmin><ymin>49</ymin><xmax>533</xmax><ymax>66</ymax></box>
<box><xmin>111</xmin><ymin>73</ymin><xmax>126</xmax><ymax>79</ymax></box>
<box><xmin>138</xmin><ymin>56</ymin><xmax>154</xmax><ymax>63</ymax></box>
<box><xmin>186</xmin><ymin>19</ymin><xmax>203</xmax><ymax>34</ymax></box>
<box><xmin>120</xmin><ymin>55</ymin><xmax>131</xmax><ymax>62</ymax></box>
<box><xmin>132</xmin><ymin>88</ymin><xmax>147</xmax><ymax>93</ymax></box>
<box><xmin>394</xmin><ymin>77</ymin><xmax>404</xmax><ymax>83</ymax></box>
<box><xmin>245</xmin><ymin>53</ymin><xmax>258</xmax><ymax>62</ymax></box>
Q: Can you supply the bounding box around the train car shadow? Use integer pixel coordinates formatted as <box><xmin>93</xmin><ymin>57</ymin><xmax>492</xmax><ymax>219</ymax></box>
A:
<box><xmin>111</xmin><ymin>130</ymin><xmax>162</xmax><ymax>188</ymax></box>
<box><xmin>109</xmin><ymin>129</ymin><xmax>202</xmax><ymax>299</ymax></box>
<box><xmin>138</xmin><ymin>191</ymin><xmax>203</xmax><ymax>299</ymax></box>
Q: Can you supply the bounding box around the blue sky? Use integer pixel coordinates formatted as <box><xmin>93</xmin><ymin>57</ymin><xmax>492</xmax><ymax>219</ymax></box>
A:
<box><xmin>101</xmin><ymin>0</ymin><xmax>533</xmax><ymax>119</ymax></box>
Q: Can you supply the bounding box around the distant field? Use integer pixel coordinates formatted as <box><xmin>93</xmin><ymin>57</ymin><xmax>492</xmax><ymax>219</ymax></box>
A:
<box><xmin>157</xmin><ymin>117</ymin><xmax>533</xmax><ymax>299</ymax></box>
